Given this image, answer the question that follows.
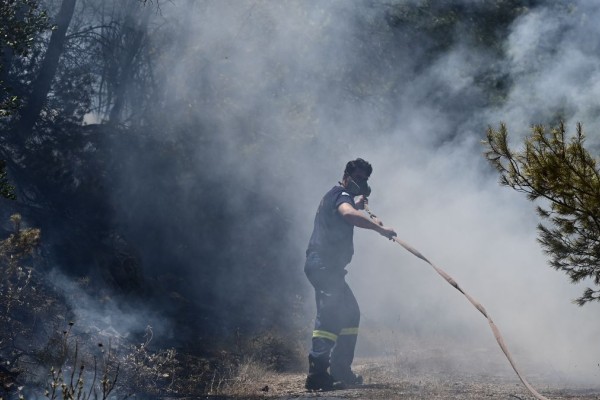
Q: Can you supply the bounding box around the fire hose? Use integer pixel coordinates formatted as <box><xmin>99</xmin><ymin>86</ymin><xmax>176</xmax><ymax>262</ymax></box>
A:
<box><xmin>364</xmin><ymin>204</ymin><xmax>549</xmax><ymax>400</ymax></box>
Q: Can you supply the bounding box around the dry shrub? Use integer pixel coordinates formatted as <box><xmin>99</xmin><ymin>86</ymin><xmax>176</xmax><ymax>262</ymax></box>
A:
<box><xmin>119</xmin><ymin>326</ymin><xmax>179</xmax><ymax>396</ymax></box>
<box><xmin>0</xmin><ymin>214</ymin><xmax>65</xmax><ymax>395</ymax></box>
<box><xmin>43</xmin><ymin>336</ymin><xmax>122</xmax><ymax>400</ymax></box>
<box><xmin>0</xmin><ymin>214</ymin><xmax>40</xmax><ymax>320</ymax></box>
<box><xmin>36</xmin><ymin>323</ymin><xmax>182</xmax><ymax>399</ymax></box>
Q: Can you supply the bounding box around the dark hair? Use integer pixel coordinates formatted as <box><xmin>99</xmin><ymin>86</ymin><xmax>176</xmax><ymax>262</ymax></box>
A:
<box><xmin>344</xmin><ymin>158</ymin><xmax>372</xmax><ymax>178</ymax></box>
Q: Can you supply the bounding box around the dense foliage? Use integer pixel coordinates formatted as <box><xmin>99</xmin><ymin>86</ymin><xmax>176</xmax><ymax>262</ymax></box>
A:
<box><xmin>0</xmin><ymin>0</ymin><xmax>50</xmax><ymax>200</ymax></box>
<box><xmin>0</xmin><ymin>0</ymin><xmax>50</xmax><ymax>117</ymax></box>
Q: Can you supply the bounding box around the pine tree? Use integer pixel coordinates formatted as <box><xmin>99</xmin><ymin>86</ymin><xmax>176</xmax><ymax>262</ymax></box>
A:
<box><xmin>484</xmin><ymin>122</ymin><xmax>600</xmax><ymax>305</ymax></box>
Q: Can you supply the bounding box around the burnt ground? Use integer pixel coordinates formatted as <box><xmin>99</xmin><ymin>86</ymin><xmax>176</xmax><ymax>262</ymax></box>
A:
<box><xmin>213</xmin><ymin>350</ymin><xmax>600</xmax><ymax>400</ymax></box>
<box><xmin>260</xmin><ymin>362</ymin><xmax>600</xmax><ymax>400</ymax></box>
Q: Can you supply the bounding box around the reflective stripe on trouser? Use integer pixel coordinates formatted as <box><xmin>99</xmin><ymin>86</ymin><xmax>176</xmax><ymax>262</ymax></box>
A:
<box><xmin>312</xmin><ymin>330</ymin><xmax>338</xmax><ymax>342</ymax></box>
<box><xmin>305</xmin><ymin>253</ymin><xmax>360</xmax><ymax>374</ymax></box>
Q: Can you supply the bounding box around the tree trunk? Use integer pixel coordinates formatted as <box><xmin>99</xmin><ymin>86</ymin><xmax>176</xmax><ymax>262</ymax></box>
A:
<box><xmin>16</xmin><ymin>0</ymin><xmax>77</xmax><ymax>143</ymax></box>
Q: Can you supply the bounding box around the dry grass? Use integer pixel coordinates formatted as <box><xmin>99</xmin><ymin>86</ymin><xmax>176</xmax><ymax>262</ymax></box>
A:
<box><xmin>202</xmin><ymin>333</ymin><xmax>306</xmax><ymax>397</ymax></box>
<box><xmin>212</xmin><ymin>357</ymin><xmax>271</xmax><ymax>397</ymax></box>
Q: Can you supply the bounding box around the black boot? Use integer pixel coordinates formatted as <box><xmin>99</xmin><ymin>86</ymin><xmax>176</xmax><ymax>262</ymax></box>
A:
<box><xmin>331</xmin><ymin>370</ymin><xmax>363</xmax><ymax>387</ymax></box>
<box><xmin>305</xmin><ymin>355</ymin><xmax>335</xmax><ymax>391</ymax></box>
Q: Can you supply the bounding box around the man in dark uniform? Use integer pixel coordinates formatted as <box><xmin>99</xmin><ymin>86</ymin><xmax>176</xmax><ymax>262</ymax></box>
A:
<box><xmin>304</xmin><ymin>158</ymin><xmax>397</xmax><ymax>391</ymax></box>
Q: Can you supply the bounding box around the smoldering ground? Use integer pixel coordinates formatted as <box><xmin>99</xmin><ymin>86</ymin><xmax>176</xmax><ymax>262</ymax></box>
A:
<box><xmin>44</xmin><ymin>0</ymin><xmax>600</xmax><ymax>391</ymax></box>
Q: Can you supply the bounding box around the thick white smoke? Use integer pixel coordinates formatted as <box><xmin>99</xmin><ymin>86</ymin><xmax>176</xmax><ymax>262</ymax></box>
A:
<box><xmin>99</xmin><ymin>0</ymin><xmax>600</xmax><ymax>387</ymax></box>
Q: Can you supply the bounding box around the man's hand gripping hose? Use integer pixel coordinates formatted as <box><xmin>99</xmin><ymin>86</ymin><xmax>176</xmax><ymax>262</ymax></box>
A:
<box><xmin>363</xmin><ymin>203</ymin><xmax>550</xmax><ymax>400</ymax></box>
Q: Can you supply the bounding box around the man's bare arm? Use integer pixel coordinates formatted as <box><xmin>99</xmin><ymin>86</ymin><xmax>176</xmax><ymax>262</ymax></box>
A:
<box><xmin>338</xmin><ymin>203</ymin><xmax>396</xmax><ymax>238</ymax></box>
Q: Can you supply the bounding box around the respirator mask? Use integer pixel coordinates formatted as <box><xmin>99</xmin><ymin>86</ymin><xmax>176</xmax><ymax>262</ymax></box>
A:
<box><xmin>346</xmin><ymin>176</ymin><xmax>371</xmax><ymax>197</ymax></box>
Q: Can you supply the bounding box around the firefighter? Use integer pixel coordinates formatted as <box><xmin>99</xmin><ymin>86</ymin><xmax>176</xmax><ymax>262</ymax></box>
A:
<box><xmin>304</xmin><ymin>158</ymin><xmax>397</xmax><ymax>391</ymax></box>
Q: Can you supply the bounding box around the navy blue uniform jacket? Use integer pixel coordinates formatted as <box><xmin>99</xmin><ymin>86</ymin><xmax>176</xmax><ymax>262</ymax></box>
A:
<box><xmin>306</xmin><ymin>185</ymin><xmax>356</xmax><ymax>268</ymax></box>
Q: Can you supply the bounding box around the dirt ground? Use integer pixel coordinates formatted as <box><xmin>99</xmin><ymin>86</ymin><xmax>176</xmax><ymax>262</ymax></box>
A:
<box><xmin>218</xmin><ymin>355</ymin><xmax>600</xmax><ymax>400</ymax></box>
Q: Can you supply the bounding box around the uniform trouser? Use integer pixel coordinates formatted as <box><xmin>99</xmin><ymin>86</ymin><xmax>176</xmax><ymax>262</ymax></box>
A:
<box><xmin>304</xmin><ymin>252</ymin><xmax>360</xmax><ymax>379</ymax></box>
